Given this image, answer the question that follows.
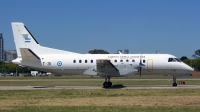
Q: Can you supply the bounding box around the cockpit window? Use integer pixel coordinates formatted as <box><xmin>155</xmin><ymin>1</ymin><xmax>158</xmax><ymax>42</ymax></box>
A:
<box><xmin>168</xmin><ymin>58</ymin><xmax>181</xmax><ymax>62</ymax></box>
<box><xmin>174</xmin><ymin>58</ymin><xmax>182</xmax><ymax>62</ymax></box>
<box><xmin>168</xmin><ymin>58</ymin><xmax>176</xmax><ymax>62</ymax></box>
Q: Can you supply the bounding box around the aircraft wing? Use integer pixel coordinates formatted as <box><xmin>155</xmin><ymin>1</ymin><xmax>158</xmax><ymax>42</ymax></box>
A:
<box><xmin>20</xmin><ymin>48</ymin><xmax>40</xmax><ymax>61</ymax></box>
<box><xmin>96</xmin><ymin>59</ymin><xmax>120</xmax><ymax>76</ymax></box>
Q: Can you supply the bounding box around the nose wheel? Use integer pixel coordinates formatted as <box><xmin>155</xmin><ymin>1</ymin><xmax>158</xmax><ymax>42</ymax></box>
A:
<box><xmin>173</xmin><ymin>82</ymin><xmax>177</xmax><ymax>87</ymax></box>
<box><xmin>103</xmin><ymin>76</ymin><xmax>112</xmax><ymax>88</ymax></box>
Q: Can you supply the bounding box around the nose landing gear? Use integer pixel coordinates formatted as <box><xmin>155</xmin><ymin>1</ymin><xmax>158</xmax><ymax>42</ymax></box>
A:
<box><xmin>172</xmin><ymin>75</ymin><xmax>177</xmax><ymax>87</ymax></box>
<box><xmin>172</xmin><ymin>74</ymin><xmax>191</xmax><ymax>87</ymax></box>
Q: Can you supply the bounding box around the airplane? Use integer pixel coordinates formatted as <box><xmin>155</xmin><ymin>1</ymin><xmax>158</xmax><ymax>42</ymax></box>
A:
<box><xmin>11</xmin><ymin>22</ymin><xmax>194</xmax><ymax>88</ymax></box>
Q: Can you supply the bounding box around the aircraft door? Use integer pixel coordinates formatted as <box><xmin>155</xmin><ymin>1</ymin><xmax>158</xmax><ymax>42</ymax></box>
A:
<box><xmin>147</xmin><ymin>59</ymin><xmax>153</xmax><ymax>72</ymax></box>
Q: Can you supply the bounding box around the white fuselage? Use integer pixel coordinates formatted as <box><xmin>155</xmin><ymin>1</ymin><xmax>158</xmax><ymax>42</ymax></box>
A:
<box><xmin>13</xmin><ymin>53</ymin><xmax>194</xmax><ymax>76</ymax></box>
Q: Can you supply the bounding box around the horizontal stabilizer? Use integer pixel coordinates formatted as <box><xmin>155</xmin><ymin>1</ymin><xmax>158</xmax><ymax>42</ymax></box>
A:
<box><xmin>20</xmin><ymin>48</ymin><xmax>40</xmax><ymax>61</ymax></box>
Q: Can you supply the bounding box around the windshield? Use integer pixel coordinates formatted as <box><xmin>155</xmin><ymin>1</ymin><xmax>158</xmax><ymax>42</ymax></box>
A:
<box><xmin>174</xmin><ymin>58</ymin><xmax>182</xmax><ymax>62</ymax></box>
<box><xmin>168</xmin><ymin>58</ymin><xmax>182</xmax><ymax>62</ymax></box>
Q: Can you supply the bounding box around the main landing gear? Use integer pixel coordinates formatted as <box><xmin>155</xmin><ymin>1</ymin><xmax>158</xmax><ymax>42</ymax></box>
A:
<box><xmin>103</xmin><ymin>76</ymin><xmax>112</xmax><ymax>88</ymax></box>
<box><xmin>172</xmin><ymin>75</ymin><xmax>177</xmax><ymax>87</ymax></box>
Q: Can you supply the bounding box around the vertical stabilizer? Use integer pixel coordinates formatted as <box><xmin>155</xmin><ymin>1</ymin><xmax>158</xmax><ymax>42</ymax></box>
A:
<box><xmin>11</xmin><ymin>22</ymin><xmax>79</xmax><ymax>58</ymax></box>
<box><xmin>11</xmin><ymin>22</ymin><xmax>40</xmax><ymax>57</ymax></box>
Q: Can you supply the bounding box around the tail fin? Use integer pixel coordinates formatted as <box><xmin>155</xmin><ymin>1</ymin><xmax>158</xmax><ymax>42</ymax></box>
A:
<box><xmin>11</xmin><ymin>22</ymin><xmax>78</xmax><ymax>58</ymax></box>
<box><xmin>11</xmin><ymin>22</ymin><xmax>40</xmax><ymax>57</ymax></box>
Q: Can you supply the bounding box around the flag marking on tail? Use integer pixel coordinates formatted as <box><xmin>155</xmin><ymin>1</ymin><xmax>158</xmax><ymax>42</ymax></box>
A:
<box><xmin>24</xmin><ymin>34</ymin><xmax>31</xmax><ymax>43</ymax></box>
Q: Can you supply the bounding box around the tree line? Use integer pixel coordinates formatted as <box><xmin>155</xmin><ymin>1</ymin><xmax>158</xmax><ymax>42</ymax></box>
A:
<box><xmin>0</xmin><ymin>61</ymin><xmax>31</xmax><ymax>75</ymax></box>
<box><xmin>181</xmin><ymin>49</ymin><xmax>200</xmax><ymax>71</ymax></box>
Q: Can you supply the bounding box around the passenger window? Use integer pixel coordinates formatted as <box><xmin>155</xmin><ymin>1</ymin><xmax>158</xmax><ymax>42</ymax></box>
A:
<box><xmin>120</xmin><ymin>60</ymin><xmax>123</xmax><ymax>62</ymax></box>
<box><xmin>79</xmin><ymin>60</ymin><xmax>82</xmax><ymax>63</ymax></box>
<box><xmin>143</xmin><ymin>60</ymin><xmax>145</xmax><ymax>63</ymax></box>
<box><xmin>85</xmin><ymin>60</ymin><xmax>87</xmax><ymax>63</ymax></box>
<box><xmin>132</xmin><ymin>60</ymin><xmax>135</xmax><ymax>62</ymax></box>
<box><xmin>91</xmin><ymin>60</ymin><xmax>93</xmax><ymax>63</ymax></box>
<box><xmin>115</xmin><ymin>60</ymin><xmax>117</xmax><ymax>62</ymax></box>
<box><xmin>73</xmin><ymin>60</ymin><xmax>76</xmax><ymax>63</ymax></box>
<box><xmin>126</xmin><ymin>60</ymin><xmax>129</xmax><ymax>62</ymax></box>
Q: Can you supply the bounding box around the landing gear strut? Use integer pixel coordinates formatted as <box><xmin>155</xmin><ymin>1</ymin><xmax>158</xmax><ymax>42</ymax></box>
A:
<box><xmin>172</xmin><ymin>75</ymin><xmax>177</xmax><ymax>87</ymax></box>
<box><xmin>103</xmin><ymin>76</ymin><xmax>112</xmax><ymax>88</ymax></box>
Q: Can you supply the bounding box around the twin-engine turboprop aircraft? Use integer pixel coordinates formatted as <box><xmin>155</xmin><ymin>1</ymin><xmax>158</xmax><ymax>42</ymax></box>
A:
<box><xmin>11</xmin><ymin>22</ymin><xmax>194</xmax><ymax>88</ymax></box>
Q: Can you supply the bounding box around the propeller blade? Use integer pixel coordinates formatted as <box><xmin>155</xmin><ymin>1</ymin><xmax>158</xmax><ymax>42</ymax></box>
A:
<box><xmin>139</xmin><ymin>55</ymin><xmax>145</xmax><ymax>67</ymax></box>
<box><xmin>139</xmin><ymin>67</ymin><xmax>141</xmax><ymax>79</ymax></box>
<box><xmin>140</xmin><ymin>56</ymin><xmax>142</xmax><ymax>64</ymax></box>
<box><xmin>139</xmin><ymin>55</ymin><xmax>144</xmax><ymax>79</ymax></box>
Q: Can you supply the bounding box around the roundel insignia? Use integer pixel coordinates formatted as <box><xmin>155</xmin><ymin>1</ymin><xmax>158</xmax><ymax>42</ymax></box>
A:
<box><xmin>57</xmin><ymin>61</ymin><xmax>62</xmax><ymax>66</ymax></box>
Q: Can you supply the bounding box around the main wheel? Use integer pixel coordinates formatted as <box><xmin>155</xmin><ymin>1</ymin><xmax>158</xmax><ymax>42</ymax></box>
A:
<box><xmin>172</xmin><ymin>82</ymin><xmax>177</xmax><ymax>87</ymax></box>
<box><xmin>103</xmin><ymin>82</ymin><xmax>109</xmax><ymax>88</ymax></box>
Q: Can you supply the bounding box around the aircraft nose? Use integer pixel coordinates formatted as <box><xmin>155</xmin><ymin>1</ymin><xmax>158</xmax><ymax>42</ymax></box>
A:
<box><xmin>182</xmin><ymin>63</ymin><xmax>194</xmax><ymax>74</ymax></box>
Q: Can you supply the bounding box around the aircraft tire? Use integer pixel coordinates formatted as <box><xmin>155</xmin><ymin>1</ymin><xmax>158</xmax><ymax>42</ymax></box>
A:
<box><xmin>108</xmin><ymin>81</ymin><xmax>112</xmax><ymax>87</ymax></box>
<box><xmin>103</xmin><ymin>82</ymin><xmax>109</xmax><ymax>88</ymax></box>
<box><xmin>172</xmin><ymin>83</ymin><xmax>177</xmax><ymax>87</ymax></box>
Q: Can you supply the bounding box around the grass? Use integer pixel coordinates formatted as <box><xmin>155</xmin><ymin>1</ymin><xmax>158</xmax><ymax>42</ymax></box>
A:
<box><xmin>0</xmin><ymin>89</ymin><xmax>200</xmax><ymax>111</ymax></box>
<box><xmin>0</xmin><ymin>89</ymin><xmax>199</xmax><ymax>99</ymax></box>
<box><xmin>0</xmin><ymin>76</ymin><xmax>200</xmax><ymax>111</ymax></box>
<box><xmin>3</xmin><ymin>106</ymin><xmax>200</xmax><ymax>112</ymax></box>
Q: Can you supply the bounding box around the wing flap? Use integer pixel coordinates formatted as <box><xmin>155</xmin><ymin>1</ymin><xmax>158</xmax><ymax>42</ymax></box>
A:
<box><xmin>96</xmin><ymin>59</ymin><xmax>120</xmax><ymax>76</ymax></box>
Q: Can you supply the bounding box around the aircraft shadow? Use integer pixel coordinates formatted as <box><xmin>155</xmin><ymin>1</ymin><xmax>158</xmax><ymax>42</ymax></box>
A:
<box><xmin>104</xmin><ymin>84</ymin><xmax>126</xmax><ymax>89</ymax></box>
<box><xmin>33</xmin><ymin>86</ymin><xmax>54</xmax><ymax>88</ymax></box>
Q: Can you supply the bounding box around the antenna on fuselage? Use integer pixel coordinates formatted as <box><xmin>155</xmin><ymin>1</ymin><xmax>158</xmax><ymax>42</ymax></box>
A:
<box><xmin>118</xmin><ymin>51</ymin><xmax>122</xmax><ymax>54</ymax></box>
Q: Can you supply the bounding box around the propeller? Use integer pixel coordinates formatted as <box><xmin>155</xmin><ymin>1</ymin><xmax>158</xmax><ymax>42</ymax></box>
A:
<box><xmin>139</xmin><ymin>67</ymin><xmax>142</xmax><ymax>79</ymax></box>
<box><xmin>138</xmin><ymin>55</ymin><xmax>145</xmax><ymax>79</ymax></box>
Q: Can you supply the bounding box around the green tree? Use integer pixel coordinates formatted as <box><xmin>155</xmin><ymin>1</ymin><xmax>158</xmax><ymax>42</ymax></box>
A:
<box><xmin>183</xmin><ymin>59</ymin><xmax>200</xmax><ymax>71</ymax></box>
<box><xmin>89</xmin><ymin>49</ymin><xmax>109</xmax><ymax>54</ymax></box>
<box><xmin>0</xmin><ymin>61</ymin><xmax>6</xmax><ymax>73</ymax></box>
<box><xmin>180</xmin><ymin>56</ymin><xmax>188</xmax><ymax>61</ymax></box>
<box><xmin>183</xmin><ymin>59</ymin><xmax>192</xmax><ymax>67</ymax></box>
<box><xmin>0</xmin><ymin>61</ymin><xmax>31</xmax><ymax>74</ymax></box>
<box><xmin>191</xmin><ymin>59</ymin><xmax>200</xmax><ymax>71</ymax></box>
<box><xmin>192</xmin><ymin>49</ymin><xmax>200</xmax><ymax>59</ymax></box>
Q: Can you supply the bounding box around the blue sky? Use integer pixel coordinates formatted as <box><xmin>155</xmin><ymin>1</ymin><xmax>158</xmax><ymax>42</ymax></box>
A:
<box><xmin>0</xmin><ymin>0</ymin><xmax>200</xmax><ymax>58</ymax></box>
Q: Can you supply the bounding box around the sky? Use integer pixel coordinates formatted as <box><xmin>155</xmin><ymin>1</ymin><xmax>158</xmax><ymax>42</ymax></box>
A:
<box><xmin>0</xmin><ymin>0</ymin><xmax>200</xmax><ymax>58</ymax></box>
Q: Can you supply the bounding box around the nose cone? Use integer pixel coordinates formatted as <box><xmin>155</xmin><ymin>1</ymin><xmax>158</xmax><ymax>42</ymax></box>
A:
<box><xmin>182</xmin><ymin>63</ymin><xmax>194</xmax><ymax>74</ymax></box>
